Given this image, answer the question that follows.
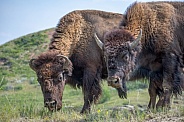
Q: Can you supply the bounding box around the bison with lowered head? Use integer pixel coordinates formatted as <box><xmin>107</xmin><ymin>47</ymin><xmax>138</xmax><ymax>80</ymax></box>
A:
<box><xmin>29</xmin><ymin>10</ymin><xmax>124</xmax><ymax>113</ymax></box>
<box><xmin>95</xmin><ymin>2</ymin><xmax>184</xmax><ymax>109</ymax></box>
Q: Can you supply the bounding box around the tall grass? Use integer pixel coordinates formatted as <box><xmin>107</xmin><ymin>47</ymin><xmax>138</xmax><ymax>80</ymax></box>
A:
<box><xmin>0</xmin><ymin>77</ymin><xmax>8</xmax><ymax>90</ymax></box>
<box><xmin>0</xmin><ymin>80</ymin><xmax>183</xmax><ymax>122</ymax></box>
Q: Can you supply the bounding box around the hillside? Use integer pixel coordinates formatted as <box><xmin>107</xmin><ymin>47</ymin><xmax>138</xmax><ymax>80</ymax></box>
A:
<box><xmin>0</xmin><ymin>28</ymin><xmax>55</xmax><ymax>83</ymax></box>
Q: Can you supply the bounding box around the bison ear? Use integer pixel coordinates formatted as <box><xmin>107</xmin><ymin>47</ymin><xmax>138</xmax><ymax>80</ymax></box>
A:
<box><xmin>94</xmin><ymin>33</ymin><xmax>103</xmax><ymax>50</ymax></box>
<box><xmin>29</xmin><ymin>59</ymin><xmax>39</xmax><ymax>71</ymax></box>
<box><xmin>130</xmin><ymin>29</ymin><xmax>142</xmax><ymax>49</ymax></box>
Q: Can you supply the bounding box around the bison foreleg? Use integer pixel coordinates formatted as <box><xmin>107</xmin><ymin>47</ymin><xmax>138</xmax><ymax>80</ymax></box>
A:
<box><xmin>156</xmin><ymin>88</ymin><xmax>172</xmax><ymax>110</ymax></box>
<box><xmin>156</xmin><ymin>94</ymin><xmax>164</xmax><ymax>110</ymax></box>
<box><xmin>148</xmin><ymin>80</ymin><xmax>157</xmax><ymax>109</ymax></box>
<box><xmin>81</xmin><ymin>68</ymin><xmax>102</xmax><ymax>114</ymax></box>
<box><xmin>163</xmin><ymin>88</ymin><xmax>172</xmax><ymax>108</ymax></box>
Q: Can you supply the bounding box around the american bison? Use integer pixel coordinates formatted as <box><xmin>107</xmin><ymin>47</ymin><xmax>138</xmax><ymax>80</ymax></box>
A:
<box><xmin>95</xmin><ymin>2</ymin><xmax>184</xmax><ymax>109</ymax></box>
<box><xmin>29</xmin><ymin>10</ymin><xmax>124</xmax><ymax>113</ymax></box>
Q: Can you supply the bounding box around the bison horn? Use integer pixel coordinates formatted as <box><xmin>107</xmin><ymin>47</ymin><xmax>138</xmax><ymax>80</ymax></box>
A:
<box><xmin>94</xmin><ymin>33</ymin><xmax>103</xmax><ymax>50</ymax></box>
<box><xmin>56</xmin><ymin>54</ymin><xmax>72</xmax><ymax>68</ymax></box>
<box><xmin>29</xmin><ymin>59</ymin><xmax>37</xmax><ymax>71</ymax></box>
<box><xmin>130</xmin><ymin>29</ymin><xmax>142</xmax><ymax>49</ymax></box>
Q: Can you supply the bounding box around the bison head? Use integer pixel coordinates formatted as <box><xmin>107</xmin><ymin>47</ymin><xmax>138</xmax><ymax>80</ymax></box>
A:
<box><xmin>29</xmin><ymin>52</ymin><xmax>73</xmax><ymax>111</ymax></box>
<box><xmin>94</xmin><ymin>29</ymin><xmax>142</xmax><ymax>98</ymax></box>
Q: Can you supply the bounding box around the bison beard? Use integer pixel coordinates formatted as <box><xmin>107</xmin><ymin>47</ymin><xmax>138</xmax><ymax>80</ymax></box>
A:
<box><xmin>29</xmin><ymin>10</ymin><xmax>124</xmax><ymax>113</ymax></box>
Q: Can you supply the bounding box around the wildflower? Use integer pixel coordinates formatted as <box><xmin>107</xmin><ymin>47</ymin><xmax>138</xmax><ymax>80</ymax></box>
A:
<box><xmin>106</xmin><ymin>111</ymin><xmax>109</xmax><ymax>115</ymax></box>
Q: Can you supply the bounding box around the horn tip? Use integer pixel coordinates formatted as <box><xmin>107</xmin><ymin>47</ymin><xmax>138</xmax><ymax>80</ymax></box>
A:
<box><xmin>140</xmin><ymin>29</ymin><xmax>142</xmax><ymax>34</ymax></box>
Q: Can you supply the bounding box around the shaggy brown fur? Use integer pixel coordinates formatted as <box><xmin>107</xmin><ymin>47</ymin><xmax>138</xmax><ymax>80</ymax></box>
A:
<box><xmin>30</xmin><ymin>51</ymin><xmax>73</xmax><ymax>111</ymax></box>
<box><xmin>100</xmin><ymin>2</ymin><xmax>184</xmax><ymax>110</ymax></box>
<box><xmin>123</xmin><ymin>2</ymin><xmax>178</xmax><ymax>51</ymax></box>
<box><xmin>30</xmin><ymin>10</ymin><xmax>123</xmax><ymax>113</ymax></box>
<box><xmin>123</xmin><ymin>1</ymin><xmax>184</xmax><ymax>109</ymax></box>
<box><xmin>49</xmin><ymin>10</ymin><xmax>124</xmax><ymax>56</ymax></box>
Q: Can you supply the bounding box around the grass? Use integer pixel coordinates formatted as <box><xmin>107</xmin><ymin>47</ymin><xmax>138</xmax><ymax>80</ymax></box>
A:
<box><xmin>0</xmin><ymin>80</ymin><xmax>183</xmax><ymax>122</ymax></box>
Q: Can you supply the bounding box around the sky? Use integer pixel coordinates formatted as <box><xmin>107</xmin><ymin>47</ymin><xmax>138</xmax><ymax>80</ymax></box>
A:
<box><xmin>0</xmin><ymin>0</ymin><xmax>183</xmax><ymax>45</ymax></box>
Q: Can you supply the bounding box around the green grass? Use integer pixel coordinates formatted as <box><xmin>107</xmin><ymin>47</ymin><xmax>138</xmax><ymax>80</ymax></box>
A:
<box><xmin>0</xmin><ymin>80</ymin><xmax>183</xmax><ymax>122</ymax></box>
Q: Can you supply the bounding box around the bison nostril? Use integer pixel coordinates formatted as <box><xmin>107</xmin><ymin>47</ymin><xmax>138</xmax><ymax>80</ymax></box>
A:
<box><xmin>50</xmin><ymin>101</ymin><xmax>57</xmax><ymax>106</ymax></box>
<box><xmin>44</xmin><ymin>102</ymin><xmax>49</xmax><ymax>107</ymax></box>
<box><xmin>44</xmin><ymin>100</ymin><xmax>57</xmax><ymax>107</ymax></box>
<box><xmin>114</xmin><ymin>78</ymin><xmax>119</xmax><ymax>84</ymax></box>
<box><xmin>107</xmin><ymin>76</ymin><xmax>121</xmax><ymax>88</ymax></box>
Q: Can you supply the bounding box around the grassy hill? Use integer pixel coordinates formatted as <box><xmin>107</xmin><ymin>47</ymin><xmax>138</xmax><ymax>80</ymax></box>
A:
<box><xmin>0</xmin><ymin>28</ymin><xmax>183</xmax><ymax>122</ymax></box>
<box><xmin>0</xmin><ymin>28</ymin><xmax>54</xmax><ymax>83</ymax></box>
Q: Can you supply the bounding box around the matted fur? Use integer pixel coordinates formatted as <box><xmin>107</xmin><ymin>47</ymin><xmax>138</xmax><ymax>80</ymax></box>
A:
<box><xmin>32</xmin><ymin>51</ymin><xmax>73</xmax><ymax>75</ymax></box>
<box><xmin>32</xmin><ymin>51</ymin><xmax>60</xmax><ymax>66</ymax></box>
<box><xmin>122</xmin><ymin>2</ymin><xmax>177</xmax><ymax>52</ymax></box>
<box><xmin>49</xmin><ymin>10</ymin><xmax>123</xmax><ymax>56</ymax></box>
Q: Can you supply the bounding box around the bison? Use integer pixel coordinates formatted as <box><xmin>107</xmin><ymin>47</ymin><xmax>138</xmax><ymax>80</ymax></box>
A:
<box><xmin>95</xmin><ymin>2</ymin><xmax>184</xmax><ymax>109</ymax></box>
<box><xmin>29</xmin><ymin>10</ymin><xmax>124</xmax><ymax>113</ymax></box>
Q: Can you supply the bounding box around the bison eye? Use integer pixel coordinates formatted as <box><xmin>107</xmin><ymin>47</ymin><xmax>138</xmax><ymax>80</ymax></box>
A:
<box><xmin>119</xmin><ymin>52</ymin><xmax>129</xmax><ymax>61</ymax></box>
<box><xmin>58</xmin><ymin>73</ymin><xmax>63</xmax><ymax>82</ymax></box>
<box><xmin>123</xmin><ymin>55</ymin><xmax>129</xmax><ymax>61</ymax></box>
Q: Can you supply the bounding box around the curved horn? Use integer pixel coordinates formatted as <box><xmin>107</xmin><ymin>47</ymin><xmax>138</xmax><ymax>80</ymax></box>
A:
<box><xmin>94</xmin><ymin>33</ymin><xmax>103</xmax><ymax>50</ymax></box>
<box><xmin>56</xmin><ymin>54</ymin><xmax>72</xmax><ymax>68</ymax></box>
<box><xmin>29</xmin><ymin>59</ymin><xmax>37</xmax><ymax>71</ymax></box>
<box><xmin>130</xmin><ymin>29</ymin><xmax>142</xmax><ymax>49</ymax></box>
